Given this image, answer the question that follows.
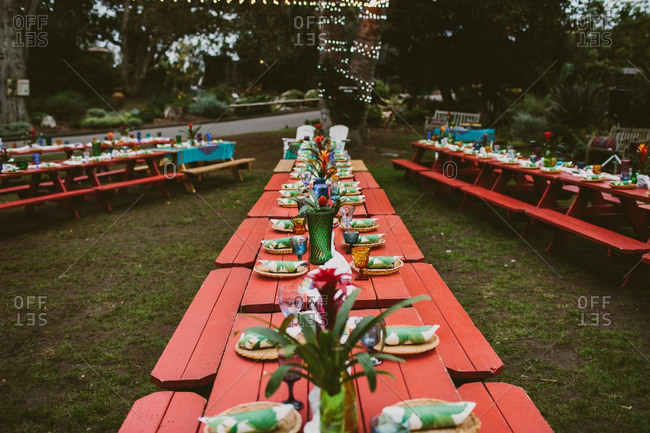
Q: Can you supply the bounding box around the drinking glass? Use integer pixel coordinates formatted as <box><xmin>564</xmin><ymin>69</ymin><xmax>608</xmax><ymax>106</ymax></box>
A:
<box><xmin>292</xmin><ymin>216</ymin><xmax>307</xmax><ymax>235</ymax></box>
<box><xmin>343</xmin><ymin>230</ymin><xmax>360</xmax><ymax>254</ymax></box>
<box><xmin>278</xmin><ymin>284</ymin><xmax>304</xmax><ymax>326</ymax></box>
<box><xmin>340</xmin><ymin>205</ymin><xmax>355</xmax><ymax>230</ymax></box>
<box><xmin>33</xmin><ymin>153</ymin><xmax>40</xmax><ymax>169</ymax></box>
<box><xmin>370</xmin><ymin>414</ymin><xmax>409</xmax><ymax>433</ymax></box>
<box><xmin>352</xmin><ymin>246</ymin><xmax>371</xmax><ymax>280</ymax></box>
<box><xmin>360</xmin><ymin>321</ymin><xmax>383</xmax><ymax>365</ymax></box>
<box><xmin>278</xmin><ymin>348</ymin><xmax>304</xmax><ymax>410</ymax></box>
<box><xmin>300</xmin><ymin>171</ymin><xmax>312</xmax><ymax>189</ymax></box>
<box><xmin>291</xmin><ymin>236</ymin><xmax>307</xmax><ymax>260</ymax></box>
<box><xmin>83</xmin><ymin>150</ymin><xmax>90</xmax><ymax>163</ymax></box>
<box><xmin>507</xmin><ymin>146</ymin><xmax>515</xmax><ymax>159</ymax></box>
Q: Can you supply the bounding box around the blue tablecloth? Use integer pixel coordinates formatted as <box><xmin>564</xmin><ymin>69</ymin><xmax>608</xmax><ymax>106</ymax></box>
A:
<box><xmin>434</xmin><ymin>128</ymin><xmax>495</xmax><ymax>143</ymax></box>
<box><xmin>161</xmin><ymin>141</ymin><xmax>235</xmax><ymax>164</ymax></box>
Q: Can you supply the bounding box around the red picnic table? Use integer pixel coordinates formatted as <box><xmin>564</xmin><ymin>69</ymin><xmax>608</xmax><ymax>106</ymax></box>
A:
<box><xmin>215</xmin><ymin>215</ymin><xmax>424</xmax><ymax>268</ymax></box>
<box><xmin>5</xmin><ymin>138</ymin><xmax>170</xmax><ymax>158</ymax></box>
<box><xmin>0</xmin><ymin>151</ymin><xmax>174</xmax><ymax>218</ymax></box>
<box><xmin>126</xmin><ymin>306</ymin><xmax>547</xmax><ymax>433</ymax></box>
<box><xmin>264</xmin><ymin>171</ymin><xmax>380</xmax><ymax>191</ymax></box>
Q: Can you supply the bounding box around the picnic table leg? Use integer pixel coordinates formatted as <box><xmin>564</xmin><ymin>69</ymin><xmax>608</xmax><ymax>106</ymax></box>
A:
<box><xmin>473</xmin><ymin>163</ymin><xmax>495</xmax><ymax>188</ymax></box>
<box><xmin>546</xmin><ymin>187</ymin><xmax>593</xmax><ymax>251</ymax></box>
<box><xmin>537</xmin><ymin>180</ymin><xmax>562</xmax><ymax>209</ymax></box>
<box><xmin>25</xmin><ymin>173</ymin><xmax>42</xmax><ymax>215</ymax></box>
<box><xmin>146</xmin><ymin>157</ymin><xmax>171</xmax><ymax>199</ymax></box>
<box><xmin>618</xmin><ymin>196</ymin><xmax>650</xmax><ymax>241</ymax></box>
<box><xmin>119</xmin><ymin>160</ymin><xmax>136</xmax><ymax>195</ymax></box>
<box><xmin>411</xmin><ymin>147</ymin><xmax>427</xmax><ymax>164</ymax></box>
<box><xmin>85</xmin><ymin>166</ymin><xmax>112</xmax><ymax>212</ymax></box>
<box><xmin>179</xmin><ymin>163</ymin><xmax>196</xmax><ymax>194</ymax></box>
<box><xmin>48</xmin><ymin>172</ymin><xmax>80</xmax><ymax>219</ymax></box>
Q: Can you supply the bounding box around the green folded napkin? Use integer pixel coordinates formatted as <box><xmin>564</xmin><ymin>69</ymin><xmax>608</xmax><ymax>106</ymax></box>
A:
<box><xmin>384</xmin><ymin>325</ymin><xmax>439</xmax><ymax>345</ymax></box>
<box><xmin>277</xmin><ymin>198</ymin><xmax>297</xmax><ymax>205</ymax></box>
<box><xmin>281</xmin><ymin>183</ymin><xmax>303</xmax><ymax>190</ymax></box>
<box><xmin>280</xmin><ymin>190</ymin><xmax>301</xmax><ymax>197</ymax></box>
<box><xmin>238</xmin><ymin>331</ymin><xmax>277</xmax><ymax>350</ymax></box>
<box><xmin>270</xmin><ymin>219</ymin><xmax>293</xmax><ymax>230</ymax></box>
<box><xmin>340</xmin><ymin>181</ymin><xmax>360</xmax><ymax>188</ymax></box>
<box><xmin>261</xmin><ymin>236</ymin><xmax>295</xmax><ymax>250</ymax></box>
<box><xmin>341</xmin><ymin>195</ymin><xmax>364</xmax><ymax>203</ymax></box>
<box><xmin>340</xmin><ymin>187</ymin><xmax>361</xmax><ymax>195</ymax></box>
<box><xmin>357</xmin><ymin>234</ymin><xmax>384</xmax><ymax>244</ymax></box>
<box><xmin>350</xmin><ymin>218</ymin><xmax>377</xmax><ymax>228</ymax></box>
<box><xmin>200</xmin><ymin>404</ymin><xmax>294</xmax><ymax>433</ymax></box>
<box><xmin>367</xmin><ymin>256</ymin><xmax>399</xmax><ymax>269</ymax></box>
<box><xmin>258</xmin><ymin>260</ymin><xmax>307</xmax><ymax>273</ymax></box>
<box><xmin>382</xmin><ymin>402</ymin><xmax>476</xmax><ymax>430</ymax></box>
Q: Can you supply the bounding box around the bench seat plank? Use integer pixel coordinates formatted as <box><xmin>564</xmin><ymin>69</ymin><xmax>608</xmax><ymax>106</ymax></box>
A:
<box><xmin>118</xmin><ymin>391</ymin><xmax>205</xmax><ymax>433</ymax></box>
<box><xmin>0</xmin><ymin>188</ymin><xmax>94</xmax><ymax>211</ymax></box>
<box><xmin>458</xmin><ymin>382</ymin><xmax>553</xmax><ymax>433</ymax></box>
<box><xmin>461</xmin><ymin>185</ymin><xmax>535</xmax><ymax>213</ymax></box>
<box><xmin>363</xmin><ymin>188</ymin><xmax>395</xmax><ymax>215</ymax></box>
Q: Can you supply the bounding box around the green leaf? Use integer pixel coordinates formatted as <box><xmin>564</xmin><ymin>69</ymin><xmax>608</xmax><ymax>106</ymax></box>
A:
<box><xmin>355</xmin><ymin>352</ymin><xmax>377</xmax><ymax>391</ymax></box>
<box><xmin>265</xmin><ymin>364</ymin><xmax>291</xmax><ymax>397</ymax></box>
<box><xmin>333</xmin><ymin>288</ymin><xmax>360</xmax><ymax>338</ymax></box>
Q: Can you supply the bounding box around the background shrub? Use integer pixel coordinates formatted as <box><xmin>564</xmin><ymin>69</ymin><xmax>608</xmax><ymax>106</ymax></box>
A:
<box><xmin>0</xmin><ymin>122</ymin><xmax>32</xmax><ymax>139</ymax></box>
<box><xmin>510</xmin><ymin>112</ymin><xmax>548</xmax><ymax>143</ymax></box>
<box><xmin>32</xmin><ymin>90</ymin><xmax>87</xmax><ymax>121</ymax></box>
<box><xmin>81</xmin><ymin>112</ymin><xmax>143</xmax><ymax>129</ymax></box>
<box><xmin>87</xmin><ymin>108</ymin><xmax>106</xmax><ymax>118</ymax></box>
<box><xmin>366</xmin><ymin>105</ymin><xmax>383</xmax><ymax>126</ymax></box>
<box><xmin>188</xmin><ymin>95</ymin><xmax>229</xmax><ymax>118</ymax></box>
<box><xmin>233</xmin><ymin>95</ymin><xmax>271</xmax><ymax>116</ymax></box>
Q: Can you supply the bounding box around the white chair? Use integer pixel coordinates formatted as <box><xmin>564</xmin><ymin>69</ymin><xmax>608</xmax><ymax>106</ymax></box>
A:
<box><xmin>329</xmin><ymin>124</ymin><xmax>349</xmax><ymax>149</ymax></box>
<box><xmin>282</xmin><ymin>125</ymin><xmax>316</xmax><ymax>157</ymax></box>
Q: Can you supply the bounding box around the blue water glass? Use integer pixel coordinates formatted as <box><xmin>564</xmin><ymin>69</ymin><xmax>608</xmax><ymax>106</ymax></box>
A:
<box><xmin>206</xmin><ymin>133</ymin><xmax>212</xmax><ymax>143</ymax></box>
<box><xmin>426</xmin><ymin>131</ymin><xmax>432</xmax><ymax>140</ymax></box>
<box><xmin>343</xmin><ymin>230</ymin><xmax>359</xmax><ymax>254</ymax></box>
<box><xmin>33</xmin><ymin>153</ymin><xmax>40</xmax><ymax>168</ymax></box>
<box><xmin>146</xmin><ymin>133</ymin><xmax>151</xmax><ymax>138</ymax></box>
<box><xmin>291</xmin><ymin>236</ymin><xmax>307</xmax><ymax>260</ymax></box>
<box><xmin>136</xmin><ymin>131</ymin><xmax>142</xmax><ymax>142</ymax></box>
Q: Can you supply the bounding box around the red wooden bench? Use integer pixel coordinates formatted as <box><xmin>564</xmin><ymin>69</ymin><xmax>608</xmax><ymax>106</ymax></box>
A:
<box><xmin>0</xmin><ymin>187</ymin><xmax>95</xmax><ymax>219</ymax></box>
<box><xmin>525</xmin><ymin>207</ymin><xmax>650</xmax><ymax>254</ymax></box>
<box><xmin>401</xmin><ymin>262</ymin><xmax>503</xmax><ymax>379</ymax></box>
<box><xmin>461</xmin><ymin>185</ymin><xmax>536</xmax><ymax>215</ymax></box>
<box><xmin>93</xmin><ymin>174</ymin><xmax>171</xmax><ymax>194</ymax></box>
<box><xmin>214</xmin><ymin>217</ymin><xmax>268</xmax><ymax>268</ymax></box>
<box><xmin>151</xmin><ymin>267</ymin><xmax>251</xmax><ymax>390</ymax></box>
<box><xmin>118</xmin><ymin>391</ymin><xmax>205</xmax><ymax>433</ymax></box>
<box><xmin>421</xmin><ymin>170</ymin><xmax>471</xmax><ymax>195</ymax></box>
<box><xmin>353</xmin><ymin>171</ymin><xmax>380</xmax><ymax>189</ymax></box>
<box><xmin>391</xmin><ymin>158</ymin><xmax>429</xmax><ymax>178</ymax></box>
<box><xmin>458</xmin><ymin>382</ymin><xmax>553</xmax><ymax>433</ymax></box>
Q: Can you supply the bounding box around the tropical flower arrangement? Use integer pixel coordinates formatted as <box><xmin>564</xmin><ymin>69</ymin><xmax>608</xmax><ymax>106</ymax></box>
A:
<box><xmin>635</xmin><ymin>143</ymin><xmax>650</xmax><ymax>175</ymax></box>
<box><xmin>242</xmin><ymin>267</ymin><xmax>428</xmax><ymax>432</ymax></box>
<box><xmin>180</xmin><ymin>122</ymin><xmax>201</xmax><ymax>141</ymax></box>
<box><xmin>298</xmin><ymin>189</ymin><xmax>341</xmax><ymax>215</ymax></box>
<box><xmin>307</xmin><ymin>149</ymin><xmax>337</xmax><ymax>180</ymax></box>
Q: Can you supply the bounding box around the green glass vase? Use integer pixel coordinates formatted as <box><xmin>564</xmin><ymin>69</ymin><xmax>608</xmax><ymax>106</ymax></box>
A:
<box><xmin>306</xmin><ymin>207</ymin><xmax>334</xmax><ymax>265</ymax></box>
<box><xmin>320</xmin><ymin>381</ymin><xmax>358</xmax><ymax>433</ymax></box>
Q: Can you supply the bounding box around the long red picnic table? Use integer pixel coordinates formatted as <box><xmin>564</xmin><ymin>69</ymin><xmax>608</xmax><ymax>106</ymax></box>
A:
<box><xmin>395</xmin><ymin>142</ymin><xmax>650</xmax><ymax>286</ymax></box>
<box><xmin>121</xmin><ymin>155</ymin><xmax>553</xmax><ymax>433</ymax></box>
<box><xmin>0</xmin><ymin>151</ymin><xmax>174</xmax><ymax>218</ymax></box>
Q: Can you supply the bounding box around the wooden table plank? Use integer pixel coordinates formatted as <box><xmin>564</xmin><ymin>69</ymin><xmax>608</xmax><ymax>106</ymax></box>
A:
<box><xmin>353</xmin><ymin>171</ymin><xmax>380</xmax><ymax>189</ymax></box>
<box><xmin>350</xmin><ymin>160</ymin><xmax>369</xmax><ymax>172</ymax></box>
<box><xmin>264</xmin><ymin>171</ymin><xmax>381</xmax><ymax>191</ymax></box>
<box><xmin>215</xmin><ymin>218</ymin><xmax>268</xmax><ymax>268</ymax></box>
<box><xmin>151</xmin><ymin>268</ymin><xmax>250</xmax><ymax>389</ymax></box>
<box><xmin>118</xmin><ymin>391</ymin><xmax>205</xmax><ymax>433</ymax></box>
<box><xmin>248</xmin><ymin>190</ymin><xmax>369</xmax><ymax>218</ymax></box>
<box><xmin>363</xmin><ymin>189</ymin><xmax>395</xmax><ymax>215</ymax></box>
<box><xmin>274</xmin><ymin>159</ymin><xmax>295</xmax><ymax>173</ymax></box>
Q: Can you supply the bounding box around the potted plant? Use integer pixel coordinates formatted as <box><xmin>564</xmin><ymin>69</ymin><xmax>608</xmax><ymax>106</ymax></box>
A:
<box><xmin>179</xmin><ymin>122</ymin><xmax>201</xmax><ymax>145</ymax></box>
<box><xmin>299</xmin><ymin>190</ymin><xmax>340</xmax><ymax>265</ymax></box>
<box><xmin>243</xmin><ymin>268</ymin><xmax>428</xmax><ymax>433</ymax></box>
<box><xmin>307</xmin><ymin>149</ymin><xmax>337</xmax><ymax>199</ymax></box>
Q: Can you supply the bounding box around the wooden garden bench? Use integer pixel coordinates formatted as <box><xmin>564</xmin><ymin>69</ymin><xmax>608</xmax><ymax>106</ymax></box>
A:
<box><xmin>401</xmin><ymin>262</ymin><xmax>503</xmax><ymax>379</ymax></box>
<box><xmin>461</xmin><ymin>185</ymin><xmax>537</xmax><ymax>215</ymax></box>
<box><xmin>458</xmin><ymin>382</ymin><xmax>553</xmax><ymax>433</ymax></box>
<box><xmin>150</xmin><ymin>267</ymin><xmax>251</xmax><ymax>390</ymax></box>
<box><xmin>118</xmin><ymin>391</ymin><xmax>205</xmax><ymax>433</ymax></box>
<box><xmin>426</xmin><ymin>110</ymin><xmax>482</xmax><ymax>130</ymax></box>
<box><xmin>181</xmin><ymin>158</ymin><xmax>255</xmax><ymax>193</ymax></box>
<box><xmin>585</xmin><ymin>125</ymin><xmax>650</xmax><ymax>162</ymax></box>
<box><xmin>273</xmin><ymin>159</ymin><xmax>294</xmax><ymax>173</ymax></box>
<box><xmin>0</xmin><ymin>188</ymin><xmax>94</xmax><ymax>213</ymax></box>
<box><xmin>525</xmin><ymin>207</ymin><xmax>650</xmax><ymax>254</ymax></box>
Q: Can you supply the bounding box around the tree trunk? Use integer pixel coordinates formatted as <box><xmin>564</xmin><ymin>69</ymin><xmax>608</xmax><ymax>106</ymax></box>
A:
<box><xmin>317</xmin><ymin>7</ymin><xmax>347</xmax><ymax>129</ymax></box>
<box><xmin>347</xmin><ymin>7</ymin><xmax>384</xmax><ymax>147</ymax></box>
<box><xmin>0</xmin><ymin>0</ymin><xmax>37</xmax><ymax>124</ymax></box>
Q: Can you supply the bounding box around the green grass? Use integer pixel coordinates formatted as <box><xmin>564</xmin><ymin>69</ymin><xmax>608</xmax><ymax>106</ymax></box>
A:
<box><xmin>1</xmin><ymin>127</ymin><xmax>649</xmax><ymax>432</ymax></box>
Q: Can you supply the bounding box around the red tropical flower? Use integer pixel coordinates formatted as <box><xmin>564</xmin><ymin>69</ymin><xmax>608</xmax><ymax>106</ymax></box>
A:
<box><xmin>315</xmin><ymin>123</ymin><xmax>322</xmax><ymax>130</ymax></box>
<box><xmin>318</xmin><ymin>195</ymin><xmax>328</xmax><ymax>207</ymax></box>
<box><xmin>188</xmin><ymin>123</ymin><xmax>193</xmax><ymax>130</ymax></box>
<box><xmin>544</xmin><ymin>131</ymin><xmax>553</xmax><ymax>144</ymax></box>
<box><xmin>310</xmin><ymin>267</ymin><xmax>349</xmax><ymax>331</ymax></box>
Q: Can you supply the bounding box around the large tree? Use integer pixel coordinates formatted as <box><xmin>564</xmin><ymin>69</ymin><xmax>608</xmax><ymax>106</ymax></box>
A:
<box><xmin>101</xmin><ymin>0</ymin><xmax>232</xmax><ymax>96</ymax></box>
<box><xmin>0</xmin><ymin>0</ymin><xmax>38</xmax><ymax>123</ymax></box>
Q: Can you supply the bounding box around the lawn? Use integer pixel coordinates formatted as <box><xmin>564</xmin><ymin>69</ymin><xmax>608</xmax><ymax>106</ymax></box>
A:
<box><xmin>0</xmin><ymin>128</ymin><xmax>648</xmax><ymax>432</ymax></box>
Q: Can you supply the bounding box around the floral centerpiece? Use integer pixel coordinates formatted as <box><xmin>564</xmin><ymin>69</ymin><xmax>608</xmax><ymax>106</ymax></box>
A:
<box><xmin>180</xmin><ymin>122</ymin><xmax>200</xmax><ymax>143</ymax></box>
<box><xmin>244</xmin><ymin>268</ymin><xmax>428</xmax><ymax>433</ymax></box>
<box><xmin>634</xmin><ymin>143</ymin><xmax>649</xmax><ymax>176</ymax></box>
